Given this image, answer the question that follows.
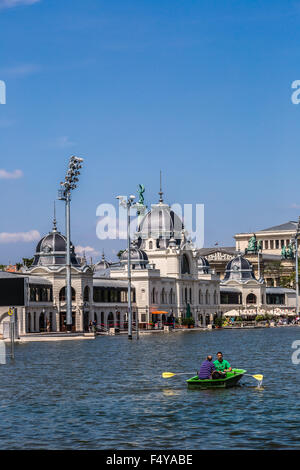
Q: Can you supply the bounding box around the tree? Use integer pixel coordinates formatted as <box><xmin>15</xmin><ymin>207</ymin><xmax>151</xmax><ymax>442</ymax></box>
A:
<box><xmin>22</xmin><ymin>257</ymin><xmax>34</xmax><ymax>268</ymax></box>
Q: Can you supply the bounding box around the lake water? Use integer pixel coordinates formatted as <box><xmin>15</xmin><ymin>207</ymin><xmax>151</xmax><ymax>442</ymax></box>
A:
<box><xmin>1</xmin><ymin>327</ymin><xmax>300</xmax><ymax>450</ymax></box>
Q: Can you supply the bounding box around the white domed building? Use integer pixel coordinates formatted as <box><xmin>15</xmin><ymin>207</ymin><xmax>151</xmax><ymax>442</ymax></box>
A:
<box><xmin>110</xmin><ymin>192</ymin><xmax>221</xmax><ymax>328</ymax></box>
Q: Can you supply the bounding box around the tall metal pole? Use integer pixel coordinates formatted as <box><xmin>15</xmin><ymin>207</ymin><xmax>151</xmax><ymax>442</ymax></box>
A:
<box><xmin>66</xmin><ymin>192</ymin><xmax>72</xmax><ymax>332</ymax></box>
<box><xmin>127</xmin><ymin>202</ymin><xmax>132</xmax><ymax>340</ymax></box>
<box><xmin>10</xmin><ymin>308</ymin><xmax>15</xmax><ymax>359</ymax></box>
<box><xmin>296</xmin><ymin>236</ymin><xmax>299</xmax><ymax>317</ymax></box>
<box><xmin>58</xmin><ymin>156</ymin><xmax>84</xmax><ymax>333</ymax></box>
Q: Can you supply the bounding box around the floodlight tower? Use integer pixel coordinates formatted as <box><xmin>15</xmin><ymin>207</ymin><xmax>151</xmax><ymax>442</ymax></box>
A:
<box><xmin>58</xmin><ymin>156</ymin><xmax>84</xmax><ymax>332</ymax></box>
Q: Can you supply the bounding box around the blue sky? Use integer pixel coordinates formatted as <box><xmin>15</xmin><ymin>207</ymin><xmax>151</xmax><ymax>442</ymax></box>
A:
<box><xmin>1</xmin><ymin>0</ymin><xmax>300</xmax><ymax>264</ymax></box>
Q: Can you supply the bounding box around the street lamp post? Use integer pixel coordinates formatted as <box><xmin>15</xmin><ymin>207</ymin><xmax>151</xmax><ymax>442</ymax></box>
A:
<box><xmin>58</xmin><ymin>156</ymin><xmax>84</xmax><ymax>332</ymax></box>
<box><xmin>116</xmin><ymin>195</ymin><xmax>136</xmax><ymax>340</ymax></box>
<box><xmin>294</xmin><ymin>217</ymin><xmax>300</xmax><ymax>317</ymax></box>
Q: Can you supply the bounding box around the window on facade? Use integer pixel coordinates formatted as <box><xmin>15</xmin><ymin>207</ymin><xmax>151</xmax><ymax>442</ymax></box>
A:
<box><xmin>286</xmin><ymin>239</ymin><xmax>289</xmax><ymax>246</ymax></box>
<box><xmin>84</xmin><ymin>286</ymin><xmax>90</xmax><ymax>302</ymax></box>
<box><xmin>181</xmin><ymin>254</ymin><xmax>190</xmax><ymax>274</ymax></box>
<box><xmin>265</xmin><ymin>240</ymin><xmax>268</xmax><ymax>249</ymax></box>
<box><xmin>270</xmin><ymin>240</ymin><xmax>274</xmax><ymax>249</ymax></box>
<box><xmin>275</xmin><ymin>240</ymin><xmax>279</xmax><ymax>249</ymax></box>
<box><xmin>149</xmin><ymin>241</ymin><xmax>153</xmax><ymax>250</ymax></box>
<box><xmin>189</xmin><ymin>288</ymin><xmax>192</xmax><ymax>304</ymax></box>
<box><xmin>266</xmin><ymin>293</ymin><xmax>285</xmax><ymax>305</ymax></box>
<box><xmin>205</xmin><ymin>290</ymin><xmax>210</xmax><ymax>304</ymax></box>
<box><xmin>199</xmin><ymin>290</ymin><xmax>203</xmax><ymax>304</ymax></box>
<box><xmin>246</xmin><ymin>293</ymin><xmax>257</xmax><ymax>304</ymax></box>
<box><xmin>281</xmin><ymin>240</ymin><xmax>284</xmax><ymax>248</ymax></box>
<box><xmin>59</xmin><ymin>287</ymin><xmax>75</xmax><ymax>302</ymax></box>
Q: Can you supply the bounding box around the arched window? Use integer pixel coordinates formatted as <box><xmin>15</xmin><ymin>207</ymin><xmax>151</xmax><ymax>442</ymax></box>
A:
<box><xmin>185</xmin><ymin>287</ymin><xmax>188</xmax><ymax>303</ymax></box>
<box><xmin>199</xmin><ymin>290</ymin><xmax>203</xmax><ymax>304</ymax></box>
<box><xmin>181</xmin><ymin>254</ymin><xmax>190</xmax><ymax>274</ymax></box>
<box><xmin>246</xmin><ymin>293</ymin><xmax>257</xmax><ymax>304</ymax></box>
<box><xmin>161</xmin><ymin>288</ymin><xmax>166</xmax><ymax>304</ymax></box>
<box><xmin>84</xmin><ymin>286</ymin><xmax>90</xmax><ymax>302</ymax></box>
<box><xmin>151</xmin><ymin>287</ymin><xmax>156</xmax><ymax>304</ymax></box>
<box><xmin>213</xmin><ymin>291</ymin><xmax>218</xmax><ymax>305</ymax></box>
<box><xmin>189</xmin><ymin>288</ymin><xmax>192</xmax><ymax>303</ymax></box>
<box><xmin>107</xmin><ymin>312</ymin><xmax>114</xmax><ymax>328</ymax></box>
<box><xmin>149</xmin><ymin>241</ymin><xmax>153</xmax><ymax>250</ymax></box>
<box><xmin>205</xmin><ymin>290</ymin><xmax>210</xmax><ymax>305</ymax></box>
<box><xmin>59</xmin><ymin>287</ymin><xmax>76</xmax><ymax>302</ymax></box>
<box><xmin>169</xmin><ymin>288</ymin><xmax>173</xmax><ymax>304</ymax></box>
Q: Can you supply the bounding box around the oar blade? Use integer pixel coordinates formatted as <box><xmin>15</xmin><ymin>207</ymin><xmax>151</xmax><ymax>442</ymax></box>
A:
<box><xmin>252</xmin><ymin>374</ymin><xmax>263</xmax><ymax>381</ymax></box>
<box><xmin>162</xmin><ymin>372</ymin><xmax>176</xmax><ymax>379</ymax></box>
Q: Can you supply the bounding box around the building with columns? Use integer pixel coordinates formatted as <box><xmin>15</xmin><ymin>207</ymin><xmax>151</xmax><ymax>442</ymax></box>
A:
<box><xmin>234</xmin><ymin>221</ymin><xmax>297</xmax><ymax>255</ymax></box>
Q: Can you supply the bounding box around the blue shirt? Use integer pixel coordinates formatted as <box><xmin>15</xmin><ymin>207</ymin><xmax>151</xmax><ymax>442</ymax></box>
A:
<box><xmin>198</xmin><ymin>360</ymin><xmax>215</xmax><ymax>379</ymax></box>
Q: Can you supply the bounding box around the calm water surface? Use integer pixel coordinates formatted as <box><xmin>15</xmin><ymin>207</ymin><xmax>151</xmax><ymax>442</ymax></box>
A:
<box><xmin>1</xmin><ymin>327</ymin><xmax>300</xmax><ymax>449</ymax></box>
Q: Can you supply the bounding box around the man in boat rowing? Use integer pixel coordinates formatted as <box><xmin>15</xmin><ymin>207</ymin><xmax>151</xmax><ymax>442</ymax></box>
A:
<box><xmin>212</xmin><ymin>352</ymin><xmax>232</xmax><ymax>379</ymax></box>
<box><xmin>198</xmin><ymin>355</ymin><xmax>216</xmax><ymax>379</ymax></box>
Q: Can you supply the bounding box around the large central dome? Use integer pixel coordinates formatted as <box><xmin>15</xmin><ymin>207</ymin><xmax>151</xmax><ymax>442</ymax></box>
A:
<box><xmin>136</xmin><ymin>202</ymin><xmax>184</xmax><ymax>249</ymax></box>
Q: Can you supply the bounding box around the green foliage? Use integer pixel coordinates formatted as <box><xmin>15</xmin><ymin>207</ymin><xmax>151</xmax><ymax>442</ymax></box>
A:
<box><xmin>255</xmin><ymin>315</ymin><xmax>265</xmax><ymax>322</ymax></box>
<box><xmin>181</xmin><ymin>317</ymin><xmax>195</xmax><ymax>326</ymax></box>
<box><xmin>214</xmin><ymin>317</ymin><xmax>224</xmax><ymax>327</ymax></box>
<box><xmin>22</xmin><ymin>257</ymin><xmax>34</xmax><ymax>268</ymax></box>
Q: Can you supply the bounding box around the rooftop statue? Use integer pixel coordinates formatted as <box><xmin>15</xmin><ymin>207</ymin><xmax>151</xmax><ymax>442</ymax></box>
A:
<box><xmin>285</xmin><ymin>242</ymin><xmax>295</xmax><ymax>260</ymax></box>
<box><xmin>137</xmin><ymin>184</ymin><xmax>145</xmax><ymax>205</ymax></box>
<box><xmin>281</xmin><ymin>245</ymin><xmax>287</xmax><ymax>258</ymax></box>
<box><xmin>245</xmin><ymin>234</ymin><xmax>261</xmax><ymax>254</ymax></box>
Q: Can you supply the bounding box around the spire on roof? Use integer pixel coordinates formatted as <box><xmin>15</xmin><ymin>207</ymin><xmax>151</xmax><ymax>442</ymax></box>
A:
<box><xmin>53</xmin><ymin>201</ymin><xmax>57</xmax><ymax>232</ymax></box>
<box><xmin>158</xmin><ymin>170</ymin><xmax>164</xmax><ymax>203</ymax></box>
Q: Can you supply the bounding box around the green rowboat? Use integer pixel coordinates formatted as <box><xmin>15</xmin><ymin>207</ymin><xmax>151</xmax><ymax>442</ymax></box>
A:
<box><xmin>186</xmin><ymin>369</ymin><xmax>246</xmax><ymax>390</ymax></box>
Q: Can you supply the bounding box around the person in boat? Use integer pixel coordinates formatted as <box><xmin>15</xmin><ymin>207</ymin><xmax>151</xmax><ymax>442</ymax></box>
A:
<box><xmin>212</xmin><ymin>352</ymin><xmax>232</xmax><ymax>379</ymax></box>
<box><xmin>198</xmin><ymin>355</ymin><xmax>216</xmax><ymax>379</ymax></box>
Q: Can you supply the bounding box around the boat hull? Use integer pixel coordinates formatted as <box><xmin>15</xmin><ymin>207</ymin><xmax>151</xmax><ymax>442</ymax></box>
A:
<box><xmin>186</xmin><ymin>369</ymin><xmax>246</xmax><ymax>390</ymax></box>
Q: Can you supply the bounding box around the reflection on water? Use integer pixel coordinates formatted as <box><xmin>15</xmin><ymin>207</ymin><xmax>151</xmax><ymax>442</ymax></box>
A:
<box><xmin>0</xmin><ymin>327</ymin><xmax>300</xmax><ymax>449</ymax></box>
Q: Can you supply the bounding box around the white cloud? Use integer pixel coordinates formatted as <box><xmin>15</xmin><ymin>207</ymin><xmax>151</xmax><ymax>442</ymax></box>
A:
<box><xmin>0</xmin><ymin>64</ymin><xmax>40</xmax><ymax>78</ymax></box>
<box><xmin>0</xmin><ymin>169</ymin><xmax>23</xmax><ymax>179</ymax></box>
<box><xmin>0</xmin><ymin>0</ymin><xmax>40</xmax><ymax>9</ymax></box>
<box><xmin>56</xmin><ymin>136</ymin><xmax>76</xmax><ymax>148</ymax></box>
<box><xmin>0</xmin><ymin>230</ymin><xmax>40</xmax><ymax>243</ymax></box>
<box><xmin>75</xmin><ymin>245</ymin><xmax>100</xmax><ymax>258</ymax></box>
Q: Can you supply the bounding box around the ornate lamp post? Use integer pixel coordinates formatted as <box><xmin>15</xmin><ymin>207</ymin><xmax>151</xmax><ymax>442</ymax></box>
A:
<box><xmin>116</xmin><ymin>195</ymin><xmax>136</xmax><ymax>340</ymax></box>
<box><xmin>58</xmin><ymin>156</ymin><xmax>84</xmax><ymax>332</ymax></box>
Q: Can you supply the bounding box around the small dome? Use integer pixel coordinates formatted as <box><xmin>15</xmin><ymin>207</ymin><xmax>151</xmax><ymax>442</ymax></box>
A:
<box><xmin>31</xmin><ymin>225</ymin><xmax>80</xmax><ymax>267</ymax></box>
<box><xmin>223</xmin><ymin>254</ymin><xmax>256</xmax><ymax>282</ymax></box>
<box><xmin>198</xmin><ymin>256</ymin><xmax>210</xmax><ymax>274</ymax></box>
<box><xmin>120</xmin><ymin>244</ymin><xmax>148</xmax><ymax>269</ymax></box>
<box><xmin>93</xmin><ymin>252</ymin><xmax>111</xmax><ymax>278</ymax></box>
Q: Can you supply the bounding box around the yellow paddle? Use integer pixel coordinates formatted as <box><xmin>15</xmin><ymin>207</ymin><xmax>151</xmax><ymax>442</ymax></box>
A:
<box><xmin>162</xmin><ymin>372</ymin><xmax>195</xmax><ymax>379</ymax></box>
<box><xmin>245</xmin><ymin>374</ymin><xmax>263</xmax><ymax>382</ymax></box>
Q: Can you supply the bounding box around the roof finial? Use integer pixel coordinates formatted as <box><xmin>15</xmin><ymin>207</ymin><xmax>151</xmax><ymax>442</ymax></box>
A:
<box><xmin>159</xmin><ymin>170</ymin><xmax>163</xmax><ymax>203</ymax></box>
<box><xmin>53</xmin><ymin>201</ymin><xmax>57</xmax><ymax>232</ymax></box>
<box><xmin>102</xmin><ymin>249</ymin><xmax>105</xmax><ymax>261</ymax></box>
